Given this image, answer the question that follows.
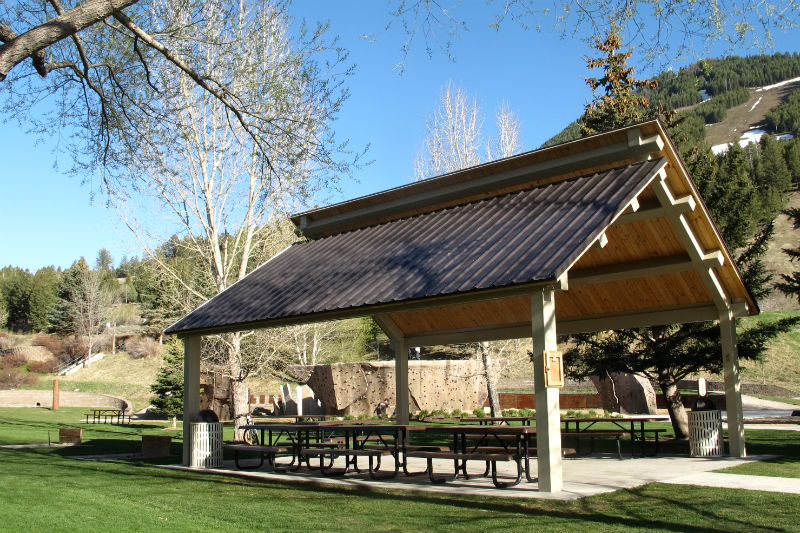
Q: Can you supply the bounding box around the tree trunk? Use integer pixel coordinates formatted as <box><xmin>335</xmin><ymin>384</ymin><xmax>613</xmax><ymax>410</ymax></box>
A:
<box><xmin>658</xmin><ymin>376</ymin><xmax>689</xmax><ymax>439</ymax></box>
<box><xmin>479</xmin><ymin>342</ymin><xmax>500</xmax><ymax>417</ymax></box>
<box><xmin>225</xmin><ymin>332</ymin><xmax>250</xmax><ymax>442</ymax></box>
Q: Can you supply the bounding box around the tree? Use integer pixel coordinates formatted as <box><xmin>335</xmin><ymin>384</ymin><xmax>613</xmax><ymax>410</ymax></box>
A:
<box><xmin>381</xmin><ymin>1</ymin><xmax>798</xmax><ymax>72</ymax></box>
<box><xmin>28</xmin><ymin>266</ymin><xmax>59</xmax><ymax>332</ymax></box>
<box><xmin>50</xmin><ymin>258</ymin><xmax>111</xmax><ymax>359</ymax></box>
<box><xmin>566</xmin><ymin>27</ymin><xmax>797</xmax><ymax>438</ymax></box>
<box><xmin>580</xmin><ymin>23</ymin><xmax>660</xmax><ymax>136</ymax></box>
<box><xmin>0</xmin><ymin>0</ymin><xmax>310</xmax><ymax>171</ymax></box>
<box><xmin>754</xmin><ymin>135</ymin><xmax>793</xmax><ymax>216</ymax></box>
<box><xmin>105</xmin><ymin>0</ymin><xmax>356</xmax><ymax>440</ymax></box>
<box><xmin>776</xmin><ymin>207</ymin><xmax>800</xmax><ymax>302</ymax></box>
<box><xmin>96</xmin><ymin>249</ymin><xmax>113</xmax><ymax>272</ymax></box>
<box><xmin>150</xmin><ymin>341</ymin><xmax>184</xmax><ymax>417</ymax></box>
<box><xmin>413</xmin><ymin>81</ymin><xmax>522</xmax><ymax>415</ymax></box>
<box><xmin>414</xmin><ymin>81</ymin><xmax>522</xmax><ymax>180</ymax></box>
<box><xmin>1</xmin><ymin>268</ymin><xmax>32</xmax><ymax>331</ymax></box>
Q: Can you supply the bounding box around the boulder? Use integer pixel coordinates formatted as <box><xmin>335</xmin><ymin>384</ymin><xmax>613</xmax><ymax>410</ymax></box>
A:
<box><xmin>590</xmin><ymin>373</ymin><xmax>657</xmax><ymax>414</ymax></box>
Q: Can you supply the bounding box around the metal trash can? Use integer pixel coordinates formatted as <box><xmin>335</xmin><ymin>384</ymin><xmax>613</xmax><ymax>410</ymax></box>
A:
<box><xmin>190</xmin><ymin>422</ymin><xmax>223</xmax><ymax>468</ymax></box>
<box><xmin>688</xmin><ymin>410</ymin><xmax>724</xmax><ymax>457</ymax></box>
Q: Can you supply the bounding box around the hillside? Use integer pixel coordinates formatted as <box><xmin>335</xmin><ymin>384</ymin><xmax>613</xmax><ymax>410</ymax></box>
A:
<box><xmin>702</xmin><ymin>78</ymin><xmax>800</xmax><ymax>149</ymax></box>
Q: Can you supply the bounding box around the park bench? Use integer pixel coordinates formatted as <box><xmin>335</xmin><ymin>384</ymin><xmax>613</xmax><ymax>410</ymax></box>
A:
<box><xmin>404</xmin><ymin>450</ymin><xmax>522</xmax><ymax>488</ymax></box>
<box><xmin>561</xmin><ymin>430</ymin><xmax>628</xmax><ymax>459</ymax></box>
<box><xmin>300</xmin><ymin>447</ymin><xmax>393</xmax><ymax>478</ymax></box>
<box><xmin>223</xmin><ymin>443</ymin><xmax>290</xmax><ymax>470</ymax></box>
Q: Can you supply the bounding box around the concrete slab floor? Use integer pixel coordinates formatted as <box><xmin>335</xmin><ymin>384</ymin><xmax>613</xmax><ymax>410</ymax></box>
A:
<box><xmin>162</xmin><ymin>454</ymin><xmax>774</xmax><ymax>501</ymax></box>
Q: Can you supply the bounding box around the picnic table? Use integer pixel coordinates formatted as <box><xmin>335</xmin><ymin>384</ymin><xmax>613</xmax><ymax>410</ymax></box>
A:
<box><xmin>237</xmin><ymin>422</ymin><xmax>426</xmax><ymax>478</ymax></box>
<box><xmin>460</xmin><ymin>416</ymin><xmax>535</xmax><ymax>426</ymax></box>
<box><xmin>561</xmin><ymin>416</ymin><xmax>669</xmax><ymax>457</ymax></box>
<box><xmin>85</xmin><ymin>408</ymin><xmax>129</xmax><ymax>424</ymax></box>
<box><xmin>412</xmin><ymin>424</ymin><xmax>536</xmax><ymax>488</ymax></box>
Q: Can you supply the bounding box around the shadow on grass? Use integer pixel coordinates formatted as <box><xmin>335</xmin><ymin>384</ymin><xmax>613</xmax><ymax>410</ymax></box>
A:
<box><xmin>2</xmin><ymin>446</ymin><xmax>796</xmax><ymax>533</ymax></box>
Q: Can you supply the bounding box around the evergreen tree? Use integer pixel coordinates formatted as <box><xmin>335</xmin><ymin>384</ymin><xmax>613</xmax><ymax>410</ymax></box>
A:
<box><xmin>580</xmin><ymin>23</ymin><xmax>660</xmax><ymax>136</ymax></box>
<box><xmin>2</xmin><ymin>268</ymin><xmax>32</xmax><ymax>331</ymax></box>
<box><xmin>754</xmin><ymin>135</ymin><xmax>792</xmax><ymax>216</ymax></box>
<box><xmin>28</xmin><ymin>267</ymin><xmax>59</xmax><ymax>332</ymax></box>
<box><xmin>149</xmin><ymin>342</ymin><xmax>184</xmax><ymax>416</ymax></box>
<box><xmin>776</xmin><ymin>207</ymin><xmax>800</xmax><ymax>302</ymax></box>
<box><xmin>567</xmin><ymin>29</ymin><xmax>797</xmax><ymax>438</ymax></box>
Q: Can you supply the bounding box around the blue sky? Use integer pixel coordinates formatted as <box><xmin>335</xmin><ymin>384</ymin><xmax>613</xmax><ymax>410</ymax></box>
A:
<box><xmin>1</xmin><ymin>1</ymin><xmax>798</xmax><ymax>272</ymax></box>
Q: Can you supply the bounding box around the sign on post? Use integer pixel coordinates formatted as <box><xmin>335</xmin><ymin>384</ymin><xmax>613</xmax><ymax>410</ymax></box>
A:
<box><xmin>543</xmin><ymin>351</ymin><xmax>564</xmax><ymax>388</ymax></box>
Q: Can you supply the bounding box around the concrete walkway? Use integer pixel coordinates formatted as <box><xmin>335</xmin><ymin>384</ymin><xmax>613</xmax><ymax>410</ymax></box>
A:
<box><xmin>165</xmin><ymin>454</ymin><xmax>793</xmax><ymax>501</ymax></box>
<box><xmin>663</xmin><ymin>471</ymin><xmax>800</xmax><ymax>494</ymax></box>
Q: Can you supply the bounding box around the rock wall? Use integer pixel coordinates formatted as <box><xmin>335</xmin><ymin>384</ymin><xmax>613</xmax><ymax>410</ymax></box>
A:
<box><xmin>0</xmin><ymin>390</ymin><xmax>127</xmax><ymax>409</ymax></box>
<box><xmin>290</xmin><ymin>360</ymin><xmax>491</xmax><ymax>416</ymax></box>
<box><xmin>590</xmin><ymin>373</ymin><xmax>658</xmax><ymax>414</ymax></box>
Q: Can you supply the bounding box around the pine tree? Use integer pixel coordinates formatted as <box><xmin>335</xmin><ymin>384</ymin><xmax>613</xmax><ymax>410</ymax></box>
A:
<box><xmin>150</xmin><ymin>342</ymin><xmax>184</xmax><ymax>417</ymax></box>
<box><xmin>567</xmin><ymin>28</ymin><xmax>797</xmax><ymax>438</ymax></box>
<box><xmin>580</xmin><ymin>23</ymin><xmax>660</xmax><ymax>136</ymax></box>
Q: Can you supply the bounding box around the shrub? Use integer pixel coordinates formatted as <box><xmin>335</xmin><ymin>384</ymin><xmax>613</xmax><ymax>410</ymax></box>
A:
<box><xmin>124</xmin><ymin>336</ymin><xmax>162</xmax><ymax>359</ymax></box>
<box><xmin>0</xmin><ymin>333</ymin><xmax>11</xmax><ymax>352</ymax></box>
<box><xmin>28</xmin><ymin>359</ymin><xmax>59</xmax><ymax>374</ymax></box>
<box><xmin>0</xmin><ymin>371</ymin><xmax>36</xmax><ymax>390</ymax></box>
<box><xmin>1</xmin><ymin>353</ymin><xmax>27</xmax><ymax>370</ymax></box>
<box><xmin>472</xmin><ymin>408</ymin><xmax>486</xmax><ymax>418</ymax></box>
<box><xmin>520</xmin><ymin>408</ymin><xmax>535</xmax><ymax>417</ymax></box>
<box><xmin>416</xmin><ymin>409</ymin><xmax>429</xmax><ymax>421</ymax></box>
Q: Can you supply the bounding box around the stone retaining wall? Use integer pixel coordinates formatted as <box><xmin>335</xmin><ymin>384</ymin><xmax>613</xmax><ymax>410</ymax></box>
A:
<box><xmin>0</xmin><ymin>390</ymin><xmax>128</xmax><ymax>409</ymax></box>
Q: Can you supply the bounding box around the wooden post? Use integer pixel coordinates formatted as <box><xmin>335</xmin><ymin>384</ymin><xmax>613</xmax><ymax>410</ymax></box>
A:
<box><xmin>182</xmin><ymin>335</ymin><xmax>201</xmax><ymax>466</ymax></box>
<box><xmin>52</xmin><ymin>379</ymin><xmax>59</xmax><ymax>411</ymax></box>
<box><xmin>532</xmin><ymin>287</ymin><xmax>563</xmax><ymax>492</ymax></box>
<box><xmin>394</xmin><ymin>339</ymin><xmax>409</xmax><ymax>425</ymax></box>
<box><xmin>720</xmin><ymin>311</ymin><xmax>746</xmax><ymax>457</ymax></box>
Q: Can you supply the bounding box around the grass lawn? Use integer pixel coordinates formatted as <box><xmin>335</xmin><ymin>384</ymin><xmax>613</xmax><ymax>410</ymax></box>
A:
<box><xmin>1</xmin><ymin>408</ymin><xmax>799</xmax><ymax>532</ymax></box>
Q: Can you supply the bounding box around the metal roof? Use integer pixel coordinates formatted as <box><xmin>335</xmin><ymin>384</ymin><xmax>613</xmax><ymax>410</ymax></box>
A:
<box><xmin>165</xmin><ymin>158</ymin><xmax>666</xmax><ymax>336</ymax></box>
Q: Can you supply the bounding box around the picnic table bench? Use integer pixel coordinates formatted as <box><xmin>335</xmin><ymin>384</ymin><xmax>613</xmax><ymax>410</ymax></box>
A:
<box><xmin>223</xmin><ymin>443</ymin><xmax>291</xmax><ymax>470</ymax></box>
<box><xmin>85</xmin><ymin>409</ymin><xmax>129</xmax><ymax>424</ymax></box>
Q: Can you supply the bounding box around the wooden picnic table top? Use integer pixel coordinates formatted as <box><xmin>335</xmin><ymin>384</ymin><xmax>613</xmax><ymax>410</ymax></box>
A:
<box><xmin>425</xmin><ymin>425</ymin><xmax>536</xmax><ymax>435</ymax></box>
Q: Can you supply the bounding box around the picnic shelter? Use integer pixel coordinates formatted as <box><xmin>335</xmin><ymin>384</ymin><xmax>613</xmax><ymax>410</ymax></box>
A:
<box><xmin>165</xmin><ymin>119</ymin><xmax>758</xmax><ymax>492</ymax></box>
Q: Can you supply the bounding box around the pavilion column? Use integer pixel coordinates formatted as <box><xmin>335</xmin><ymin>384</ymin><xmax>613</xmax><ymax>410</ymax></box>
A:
<box><xmin>720</xmin><ymin>311</ymin><xmax>746</xmax><ymax>457</ymax></box>
<box><xmin>394</xmin><ymin>339</ymin><xmax>410</xmax><ymax>425</ymax></box>
<box><xmin>182</xmin><ymin>335</ymin><xmax>201</xmax><ymax>466</ymax></box>
<box><xmin>531</xmin><ymin>287</ymin><xmax>562</xmax><ymax>492</ymax></box>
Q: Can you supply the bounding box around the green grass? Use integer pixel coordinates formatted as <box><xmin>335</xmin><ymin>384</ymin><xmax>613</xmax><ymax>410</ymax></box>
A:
<box><xmin>715</xmin><ymin>429</ymin><xmax>800</xmax><ymax>479</ymax></box>
<box><xmin>2</xmin><ymin>408</ymin><xmax>799</xmax><ymax>532</ymax></box>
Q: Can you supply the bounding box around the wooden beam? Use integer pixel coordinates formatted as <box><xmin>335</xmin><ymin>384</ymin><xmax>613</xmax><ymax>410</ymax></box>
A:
<box><xmin>616</xmin><ymin>195</ymin><xmax>695</xmax><ymax>224</ymax></box>
<box><xmin>400</xmin><ymin>303</ymin><xmax>724</xmax><ymax>346</ymax></box>
<box><xmin>372</xmin><ymin>314</ymin><xmax>405</xmax><ymax>344</ymax></box>
<box><xmin>594</xmin><ymin>232</ymin><xmax>608</xmax><ymax>249</ymax></box>
<box><xmin>651</xmin><ymin>178</ymin><xmax>730</xmax><ymax>311</ymax></box>
<box><xmin>569</xmin><ymin>255</ymin><xmax>693</xmax><ymax>287</ymax></box>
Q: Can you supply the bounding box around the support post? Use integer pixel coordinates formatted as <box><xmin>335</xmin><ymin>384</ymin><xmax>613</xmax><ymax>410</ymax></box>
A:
<box><xmin>532</xmin><ymin>287</ymin><xmax>563</xmax><ymax>492</ymax></box>
<box><xmin>52</xmin><ymin>379</ymin><xmax>59</xmax><ymax>411</ymax></box>
<box><xmin>182</xmin><ymin>335</ymin><xmax>201</xmax><ymax>466</ymax></box>
<box><xmin>394</xmin><ymin>339</ymin><xmax>409</xmax><ymax>425</ymax></box>
<box><xmin>720</xmin><ymin>311</ymin><xmax>746</xmax><ymax>457</ymax></box>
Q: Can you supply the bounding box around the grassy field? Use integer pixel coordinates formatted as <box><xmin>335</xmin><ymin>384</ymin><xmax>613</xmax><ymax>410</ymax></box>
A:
<box><xmin>1</xmin><ymin>407</ymin><xmax>799</xmax><ymax>532</ymax></box>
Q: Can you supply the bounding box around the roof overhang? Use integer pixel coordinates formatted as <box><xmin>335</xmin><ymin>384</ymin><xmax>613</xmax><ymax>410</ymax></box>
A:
<box><xmin>166</xmin><ymin>120</ymin><xmax>758</xmax><ymax>342</ymax></box>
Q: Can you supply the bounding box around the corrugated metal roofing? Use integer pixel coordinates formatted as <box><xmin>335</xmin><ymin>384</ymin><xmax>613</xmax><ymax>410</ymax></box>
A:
<box><xmin>165</xmin><ymin>158</ymin><xmax>666</xmax><ymax>335</ymax></box>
